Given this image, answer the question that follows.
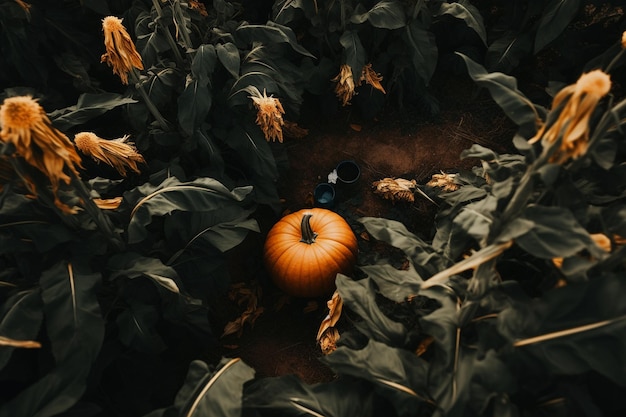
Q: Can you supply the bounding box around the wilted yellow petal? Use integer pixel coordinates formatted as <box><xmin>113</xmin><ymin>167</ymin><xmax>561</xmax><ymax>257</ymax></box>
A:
<box><xmin>93</xmin><ymin>196</ymin><xmax>123</xmax><ymax>210</ymax></box>
<box><xmin>101</xmin><ymin>16</ymin><xmax>144</xmax><ymax>85</ymax></box>
<box><xmin>74</xmin><ymin>132</ymin><xmax>145</xmax><ymax>176</ymax></box>
<box><xmin>0</xmin><ymin>96</ymin><xmax>82</xmax><ymax>214</ymax></box>
<box><xmin>331</xmin><ymin>64</ymin><xmax>356</xmax><ymax>106</ymax></box>
<box><xmin>249</xmin><ymin>89</ymin><xmax>285</xmax><ymax>142</ymax></box>
<box><xmin>316</xmin><ymin>290</ymin><xmax>343</xmax><ymax>341</ymax></box>
<box><xmin>319</xmin><ymin>327</ymin><xmax>340</xmax><ymax>355</ymax></box>
<box><xmin>360</xmin><ymin>63</ymin><xmax>386</xmax><ymax>94</ymax></box>
<box><xmin>591</xmin><ymin>233</ymin><xmax>612</xmax><ymax>252</ymax></box>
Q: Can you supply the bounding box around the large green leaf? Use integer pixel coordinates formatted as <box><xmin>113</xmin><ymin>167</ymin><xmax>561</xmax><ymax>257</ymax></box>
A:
<box><xmin>135</xmin><ymin>11</ymin><xmax>171</xmax><ymax>68</ymax></box>
<box><xmin>244</xmin><ymin>375</ymin><xmax>381</xmax><ymax>417</ymax></box>
<box><xmin>324</xmin><ymin>339</ymin><xmax>433</xmax><ymax>415</ymax></box>
<box><xmin>178</xmin><ymin>44</ymin><xmax>216</xmax><ymax>135</ymax></box>
<box><xmin>144</xmin><ymin>358</ymin><xmax>255</xmax><ymax>417</ymax></box>
<box><xmin>457</xmin><ymin>53</ymin><xmax>542</xmax><ymax>137</ymax></box>
<box><xmin>216</xmin><ymin>42</ymin><xmax>240</xmax><ymax>78</ymax></box>
<box><xmin>340</xmin><ymin>30</ymin><xmax>367</xmax><ymax>80</ymax></box>
<box><xmin>359</xmin><ymin>217</ymin><xmax>450</xmax><ymax>279</ymax></box>
<box><xmin>434</xmin><ymin>0</ymin><xmax>487</xmax><ymax>46</ymax></box>
<box><xmin>485</xmin><ymin>30</ymin><xmax>532</xmax><ymax>74</ymax></box>
<box><xmin>515</xmin><ymin>206</ymin><xmax>603</xmax><ymax>259</ymax></box>
<box><xmin>534</xmin><ymin>0</ymin><xmax>581</xmax><ymax>53</ymax></box>
<box><xmin>124</xmin><ymin>176</ymin><xmax>253</xmax><ymax>243</ymax></box>
<box><xmin>48</xmin><ymin>93</ymin><xmax>137</xmax><ymax>131</ymax></box>
<box><xmin>164</xmin><ymin>207</ymin><xmax>259</xmax><ymax>258</ymax></box>
<box><xmin>0</xmin><ymin>290</ymin><xmax>43</xmax><ymax>370</ymax></box>
<box><xmin>272</xmin><ymin>0</ymin><xmax>318</xmax><ymax>25</ymax></box>
<box><xmin>402</xmin><ymin>19</ymin><xmax>438</xmax><ymax>86</ymax></box>
<box><xmin>0</xmin><ymin>221</ymin><xmax>74</xmax><ymax>254</ymax></box>
<box><xmin>108</xmin><ymin>252</ymin><xmax>183</xmax><ymax>294</ymax></box>
<box><xmin>0</xmin><ymin>261</ymin><xmax>104</xmax><ymax>417</ymax></box>
<box><xmin>350</xmin><ymin>1</ymin><xmax>406</xmax><ymax>30</ymax></box>
<box><xmin>116</xmin><ymin>301</ymin><xmax>166</xmax><ymax>354</ymax></box>
<box><xmin>336</xmin><ymin>275</ymin><xmax>407</xmax><ymax>346</ymax></box>
<box><xmin>234</xmin><ymin>22</ymin><xmax>315</xmax><ymax>58</ymax></box>
<box><xmin>498</xmin><ymin>274</ymin><xmax>626</xmax><ymax>386</ymax></box>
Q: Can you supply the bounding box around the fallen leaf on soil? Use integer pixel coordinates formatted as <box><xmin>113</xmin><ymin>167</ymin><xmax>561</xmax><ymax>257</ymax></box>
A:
<box><xmin>350</xmin><ymin>124</ymin><xmax>362</xmax><ymax>132</ymax></box>
<box><xmin>426</xmin><ymin>171</ymin><xmax>459</xmax><ymax>192</ymax></box>
<box><xmin>283</xmin><ymin>120</ymin><xmax>309</xmax><ymax>139</ymax></box>
<box><xmin>222</xmin><ymin>281</ymin><xmax>264</xmax><ymax>337</ymax></box>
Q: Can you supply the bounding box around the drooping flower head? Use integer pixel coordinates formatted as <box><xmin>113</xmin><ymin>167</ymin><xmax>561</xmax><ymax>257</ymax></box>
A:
<box><xmin>249</xmin><ymin>88</ymin><xmax>285</xmax><ymax>143</ymax></box>
<box><xmin>74</xmin><ymin>132</ymin><xmax>145</xmax><ymax>177</ymax></box>
<box><xmin>332</xmin><ymin>63</ymin><xmax>386</xmax><ymax>106</ymax></box>
<box><xmin>529</xmin><ymin>69</ymin><xmax>611</xmax><ymax>164</ymax></box>
<box><xmin>0</xmin><ymin>96</ymin><xmax>83</xmax><ymax>213</ymax></box>
<box><xmin>360</xmin><ymin>63</ymin><xmax>386</xmax><ymax>94</ymax></box>
<box><xmin>332</xmin><ymin>64</ymin><xmax>357</xmax><ymax>107</ymax></box>
<box><xmin>101</xmin><ymin>16</ymin><xmax>144</xmax><ymax>85</ymax></box>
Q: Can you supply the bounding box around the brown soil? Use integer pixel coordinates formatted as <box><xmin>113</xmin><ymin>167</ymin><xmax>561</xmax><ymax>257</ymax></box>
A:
<box><xmin>214</xmin><ymin>74</ymin><xmax>517</xmax><ymax>384</ymax></box>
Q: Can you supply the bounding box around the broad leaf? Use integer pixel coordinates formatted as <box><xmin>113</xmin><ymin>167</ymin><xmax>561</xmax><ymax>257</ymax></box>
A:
<box><xmin>403</xmin><ymin>19</ymin><xmax>438</xmax><ymax>85</ymax></box>
<box><xmin>340</xmin><ymin>30</ymin><xmax>366</xmax><ymax>80</ymax></box>
<box><xmin>125</xmin><ymin>176</ymin><xmax>253</xmax><ymax>243</ymax></box>
<box><xmin>0</xmin><ymin>290</ymin><xmax>43</xmax><ymax>370</ymax></box>
<box><xmin>457</xmin><ymin>53</ymin><xmax>542</xmax><ymax>137</ymax></box>
<box><xmin>485</xmin><ymin>31</ymin><xmax>532</xmax><ymax>74</ymax></box>
<box><xmin>216</xmin><ymin>42</ymin><xmax>240</xmax><ymax>78</ymax></box>
<box><xmin>0</xmin><ymin>261</ymin><xmax>104</xmax><ymax>417</ymax></box>
<box><xmin>244</xmin><ymin>374</ymin><xmax>381</xmax><ymax>416</ymax></box>
<box><xmin>144</xmin><ymin>358</ymin><xmax>255</xmax><ymax>417</ymax></box>
<box><xmin>534</xmin><ymin>0</ymin><xmax>581</xmax><ymax>53</ymax></box>
<box><xmin>116</xmin><ymin>302</ymin><xmax>166</xmax><ymax>353</ymax></box>
<box><xmin>515</xmin><ymin>206</ymin><xmax>602</xmax><ymax>259</ymax></box>
<box><xmin>135</xmin><ymin>11</ymin><xmax>171</xmax><ymax>68</ymax></box>
<box><xmin>435</xmin><ymin>0</ymin><xmax>487</xmax><ymax>46</ymax></box>
<box><xmin>178</xmin><ymin>45</ymin><xmax>216</xmax><ymax>135</ymax></box>
<box><xmin>324</xmin><ymin>339</ymin><xmax>433</xmax><ymax>415</ymax></box>
<box><xmin>350</xmin><ymin>1</ymin><xmax>406</xmax><ymax>30</ymax></box>
<box><xmin>498</xmin><ymin>274</ymin><xmax>626</xmax><ymax>386</ymax></box>
<box><xmin>234</xmin><ymin>22</ymin><xmax>315</xmax><ymax>58</ymax></box>
<box><xmin>48</xmin><ymin>93</ymin><xmax>137</xmax><ymax>131</ymax></box>
<box><xmin>336</xmin><ymin>275</ymin><xmax>407</xmax><ymax>346</ymax></box>
<box><xmin>108</xmin><ymin>252</ymin><xmax>182</xmax><ymax>293</ymax></box>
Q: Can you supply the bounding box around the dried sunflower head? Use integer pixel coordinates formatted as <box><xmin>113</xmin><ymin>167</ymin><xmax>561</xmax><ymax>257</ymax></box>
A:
<box><xmin>427</xmin><ymin>171</ymin><xmax>459</xmax><ymax>192</ymax></box>
<box><xmin>0</xmin><ymin>95</ymin><xmax>83</xmax><ymax>214</ymax></box>
<box><xmin>360</xmin><ymin>63</ymin><xmax>386</xmax><ymax>94</ymax></box>
<box><xmin>249</xmin><ymin>88</ymin><xmax>285</xmax><ymax>143</ymax></box>
<box><xmin>372</xmin><ymin>177</ymin><xmax>417</xmax><ymax>203</ymax></box>
<box><xmin>529</xmin><ymin>70</ymin><xmax>611</xmax><ymax>164</ymax></box>
<box><xmin>74</xmin><ymin>132</ymin><xmax>145</xmax><ymax>177</ymax></box>
<box><xmin>332</xmin><ymin>64</ymin><xmax>357</xmax><ymax>106</ymax></box>
<box><xmin>101</xmin><ymin>16</ymin><xmax>144</xmax><ymax>85</ymax></box>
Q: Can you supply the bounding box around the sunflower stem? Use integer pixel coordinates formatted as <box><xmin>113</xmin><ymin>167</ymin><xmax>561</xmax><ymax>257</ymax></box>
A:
<box><xmin>152</xmin><ymin>0</ymin><xmax>185</xmax><ymax>66</ymax></box>
<box><xmin>129</xmin><ymin>69</ymin><xmax>171</xmax><ymax>131</ymax></box>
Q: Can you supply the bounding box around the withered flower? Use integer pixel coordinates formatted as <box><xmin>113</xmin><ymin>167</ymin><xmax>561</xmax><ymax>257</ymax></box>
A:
<box><xmin>74</xmin><ymin>132</ymin><xmax>145</xmax><ymax>177</ymax></box>
<box><xmin>372</xmin><ymin>177</ymin><xmax>417</xmax><ymax>203</ymax></box>
<box><xmin>101</xmin><ymin>16</ymin><xmax>144</xmax><ymax>85</ymax></box>
<box><xmin>249</xmin><ymin>88</ymin><xmax>285</xmax><ymax>143</ymax></box>
<box><xmin>360</xmin><ymin>63</ymin><xmax>386</xmax><ymax>94</ymax></box>
<box><xmin>529</xmin><ymin>70</ymin><xmax>611</xmax><ymax>164</ymax></box>
<box><xmin>332</xmin><ymin>64</ymin><xmax>357</xmax><ymax>107</ymax></box>
<box><xmin>189</xmin><ymin>0</ymin><xmax>208</xmax><ymax>17</ymax></box>
<box><xmin>0</xmin><ymin>96</ymin><xmax>82</xmax><ymax>214</ymax></box>
<box><xmin>427</xmin><ymin>171</ymin><xmax>459</xmax><ymax>192</ymax></box>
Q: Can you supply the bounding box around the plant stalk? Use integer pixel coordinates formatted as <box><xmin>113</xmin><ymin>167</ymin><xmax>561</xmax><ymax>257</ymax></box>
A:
<box><xmin>300</xmin><ymin>214</ymin><xmax>318</xmax><ymax>244</ymax></box>
<box><xmin>129</xmin><ymin>69</ymin><xmax>171</xmax><ymax>131</ymax></box>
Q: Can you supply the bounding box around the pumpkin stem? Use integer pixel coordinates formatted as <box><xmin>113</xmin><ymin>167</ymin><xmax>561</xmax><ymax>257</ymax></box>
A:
<box><xmin>300</xmin><ymin>214</ymin><xmax>318</xmax><ymax>244</ymax></box>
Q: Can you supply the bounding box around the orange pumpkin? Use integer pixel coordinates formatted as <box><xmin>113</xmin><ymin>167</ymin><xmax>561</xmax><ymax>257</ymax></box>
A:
<box><xmin>263</xmin><ymin>208</ymin><xmax>358</xmax><ymax>297</ymax></box>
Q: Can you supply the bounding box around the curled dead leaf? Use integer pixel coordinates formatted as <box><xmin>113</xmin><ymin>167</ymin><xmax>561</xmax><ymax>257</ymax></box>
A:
<box><xmin>316</xmin><ymin>290</ymin><xmax>343</xmax><ymax>341</ymax></box>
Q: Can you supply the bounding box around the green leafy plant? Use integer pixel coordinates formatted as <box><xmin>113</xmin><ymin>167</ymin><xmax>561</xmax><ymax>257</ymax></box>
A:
<box><xmin>271</xmin><ymin>0</ymin><xmax>487</xmax><ymax>115</ymax></box>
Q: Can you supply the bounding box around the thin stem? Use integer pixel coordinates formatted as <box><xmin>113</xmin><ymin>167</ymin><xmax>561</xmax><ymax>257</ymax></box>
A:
<box><xmin>152</xmin><ymin>0</ymin><xmax>185</xmax><ymax>66</ymax></box>
<box><xmin>129</xmin><ymin>69</ymin><xmax>171</xmax><ymax>131</ymax></box>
